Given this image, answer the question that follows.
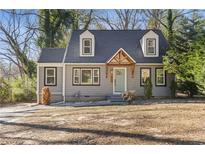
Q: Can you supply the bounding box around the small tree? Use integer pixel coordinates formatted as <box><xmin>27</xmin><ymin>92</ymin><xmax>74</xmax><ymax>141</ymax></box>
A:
<box><xmin>144</xmin><ymin>77</ymin><xmax>152</xmax><ymax>99</ymax></box>
<box><xmin>170</xmin><ymin>79</ymin><xmax>177</xmax><ymax>98</ymax></box>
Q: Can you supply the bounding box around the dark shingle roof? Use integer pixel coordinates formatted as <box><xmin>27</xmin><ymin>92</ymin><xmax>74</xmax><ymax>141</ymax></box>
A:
<box><xmin>38</xmin><ymin>48</ymin><xmax>65</xmax><ymax>63</ymax></box>
<box><xmin>64</xmin><ymin>30</ymin><xmax>168</xmax><ymax>63</ymax></box>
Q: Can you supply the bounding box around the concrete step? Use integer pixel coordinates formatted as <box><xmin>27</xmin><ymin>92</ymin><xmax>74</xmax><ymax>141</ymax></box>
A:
<box><xmin>109</xmin><ymin>95</ymin><xmax>124</xmax><ymax>102</ymax></box>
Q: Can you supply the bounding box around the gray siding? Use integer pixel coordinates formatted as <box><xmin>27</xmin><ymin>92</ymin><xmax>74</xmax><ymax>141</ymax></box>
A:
<box><xmin>38</xmin><ymin>94</ymin><xmax>63</xmax><ymax>103</ymax></box>
<box><xmin>65</xmin><ymin>65</ymin><xmax>113</xmax><ymax>97</ymax></box>
<box><xmin>135</xmin><ymin>66</ymin><xmax>172</xmax><ymax>96</ymax></box>
<box><xmin>65</xmin><ymin>64</ymin><xmax>173</xmax><ymax>97</ymax></box>
<box><xmin>38</xmin><ymin>66</ymin><xmax>63</xmax><ymax>103</ymax></box>
<box><xmin>37</xmin><ymin>64</ymin><xmax>173</xmax><ymax>102</ymax></box>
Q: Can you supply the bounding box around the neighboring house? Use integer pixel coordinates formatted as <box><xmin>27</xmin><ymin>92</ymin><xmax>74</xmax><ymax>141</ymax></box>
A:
<box><xmin>37</xmin><ymin>29</ymin><xmax>174</xmax><ymax>103</ymax></box>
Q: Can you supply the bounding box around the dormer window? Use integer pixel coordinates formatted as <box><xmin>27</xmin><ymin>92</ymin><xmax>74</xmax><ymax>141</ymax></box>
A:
<box><xmin>82</xmin><ymin>38</ymin><xmax>92</xmax><ymax>55</ymax></box>
<box><xmin>80</xmin><ymin>30</ymin><xmax>95</xmax><ymax>57</ymax></box>
<box><xmin>141</xmin><ymin>30</ymin><xmax>159</xmax><ymax>57</ymax></box>
<box><xmin>146</xmin><ymin>38</ymin><xmax>156</xmax><ymax>55</ymax></box>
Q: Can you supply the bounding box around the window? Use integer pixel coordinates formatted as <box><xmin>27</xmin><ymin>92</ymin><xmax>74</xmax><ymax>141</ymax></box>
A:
<box><xmin>140</xmin><ymin>68</ymin><xmax>151</xmax><ymax>86</ymax></box>
<box><xmin>93</xmin><ymin>69</ymin><xmax>100</xmax><ymax>84</ymax></box>
<box><xmin>73</xmin><ymin>68</ymin><xmax>80</xmax><ymax>85</ymax></box>
<box><xmin>146</xmin><ymin>38</ymin><xmax>156</xmax><ymax>55</ymax></box>
<box><xmin>81</xmin><ymin>69</ymin><xmax>92</xmax><ymax>84</ymax></box>
<box><xmin>44</xmin><ymin>67</ymin><xmax>57</xmax><ymax>86</ymax></box>
<box><xmin>73</xmin><ymin>68</ymin><xmax>100</xmax><ymax>86</ymax></box>
<box><xmin>82</xmin><ymin>38</ymin><xmax>92</xmax><ymax>55</ymax></box>
<box><xmin>155</xmin><ymin>68</ymin><xmax>166</xmax><ymax>86</ymax></box>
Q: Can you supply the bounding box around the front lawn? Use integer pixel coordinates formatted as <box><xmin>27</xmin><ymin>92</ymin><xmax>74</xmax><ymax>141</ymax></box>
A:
<box><xmin>1</xmin><ymin>103</ymin><xmax>205</xmax><ymax>144</ymax></box>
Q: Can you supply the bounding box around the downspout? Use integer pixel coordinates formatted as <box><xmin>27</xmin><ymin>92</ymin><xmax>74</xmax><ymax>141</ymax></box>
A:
<box><xmin>62</xmin><ymin>63</ymin><xmax>65</xmax><ymax>102</ymax></box>
<box><xmin>36</xmin><ymin>63</ymin><xmax>40</xmax><ymax>104</ymax></box>
<box><xmin>62</xmin><ymin>31</ymin><xmax>72</xmax><ymax>103</ymax></box>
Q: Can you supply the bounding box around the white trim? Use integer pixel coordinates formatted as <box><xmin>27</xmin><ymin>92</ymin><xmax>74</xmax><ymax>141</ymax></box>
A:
<box><xmin>64</xmin><ymin>63</ymin><xmax>163</xmax><ymax>65</ymax></box>
<box><xmin>65</xmin><ymin>63</ymin><xmax>105</xmax><ymax>65</ymax></box>
<box><xmin>80</xmin><ymin>30</ymin><xmax>95</xmax><ymax>57</ymax></box>
<box><xmin>136</xmin><ymin>63</ymin><xmax>163</xmax><ymax>65</ymax></box>
<box><xmin>156</xmin><ymin>68</ymin><xmax>166</xmax><ymax>86</ymax></box>
<box><xmin>141</xmin><ymin>30</ymin><xmax>159</xmax><ymax>57</ymax></box>
<box><xmin>45</xmin><ymin>68</ymin><xmax>56</xmax><ymax>86</ymax></box>
<box><xmin>82</xmin><ymin>38</ymin><xmax>92</xmax><ymax>56</ymax></box>
<box><xmin>38</xmin><ymin>63</ymin><xmax>63</xmax><ymax>67</ymax></box>
<box><xmin>36</xmin><ymin>63</ymin><xmax>40</xmax><ymax>103</ymax></box>
<box><xmin>113</xmin><ymin>67</ymin><xmax>127</xmax><ymax>95</ymax></box>
<box><xmin>140</xmin><ymin>68</ymin><xmax>151</xmax><ymax>86</ymax></box>
<box><xmin>38</xmin><ymin>62</ymin><xmax>163</xmax><ymax>66</ymax></box>
<box><xmin>107</xmin><ymin>48</ymin><xmax>136</xmax><ymax>63</ymax></box>
<box><xmin>93</xmin><ymin>68</ymin><xmax>100</xmax><ymax>85</ymax></box>
<box><xmin>63</xmin><ymin>64</ymin><xmax>66</xmax><ymax>102</ymax></box>
<box><xmin>146</xmin><ymin>38</ymin><xmax>156</xmax><ymax>56</ymax></box>
<box><xmin>73</xmin><ymin>68</ymin><xmax>81</xmax><ymax>85</ymax></box>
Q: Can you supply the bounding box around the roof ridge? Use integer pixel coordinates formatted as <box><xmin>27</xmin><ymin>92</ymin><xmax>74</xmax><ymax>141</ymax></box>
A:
<box><xmin>42</xmin><ymin>48</ymin><xmax>65</xmax><ymax>50</ymax></box>
<box><xmin>73</xmin><ymin>29</ymin><xmax>160</xmax><ymax>31</ymax></box>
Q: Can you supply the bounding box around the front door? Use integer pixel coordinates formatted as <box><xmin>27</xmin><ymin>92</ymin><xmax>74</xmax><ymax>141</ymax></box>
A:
<box><xmin>113</xmin><ymin>68</ymin><xmax>127</xmax><ymax>94</ymax></box>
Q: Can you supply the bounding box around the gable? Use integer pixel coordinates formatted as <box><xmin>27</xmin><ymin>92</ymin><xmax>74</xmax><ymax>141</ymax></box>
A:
<box><xmin>107</xmin><ymin>48</ymin><xmax>136</xmax><ymax>64</ymax></box>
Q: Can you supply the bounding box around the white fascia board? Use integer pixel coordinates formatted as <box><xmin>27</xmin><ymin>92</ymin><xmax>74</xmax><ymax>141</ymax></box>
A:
<box><xmin>136</xmin><ymin>63</ymin><xmax>163</xmax><ymax>65</ymax></box>
<box><xmin>38</xmin><ymin>63</ymin><xmax>63</xmax><ymax>67</ymax></box>
<box><xmin>65</xmin><ymin>63</ymin><xmax>105</xmax><ymax>65</ymax></box>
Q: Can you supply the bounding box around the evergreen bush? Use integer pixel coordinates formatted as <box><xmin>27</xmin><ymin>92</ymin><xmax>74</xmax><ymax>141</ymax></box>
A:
<box><xmin>144</xmin><ymin>77</ymin><xmax>152</xmax><ymax>99</ymax></box>
<box><xmin>170</xmin><ymin>79</ymin><xmax>177</xmax><ymax>98</ymax></box>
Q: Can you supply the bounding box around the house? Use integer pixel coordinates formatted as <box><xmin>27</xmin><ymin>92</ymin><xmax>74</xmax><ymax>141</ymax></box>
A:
<box><xmin>37</xmin><ymin>29</ymin><xmax>174</xmax><ymax>103</ymax></box>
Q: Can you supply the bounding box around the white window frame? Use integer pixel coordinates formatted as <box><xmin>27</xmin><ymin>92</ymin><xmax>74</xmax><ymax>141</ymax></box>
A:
<box><xmin>45</xmin><ymin>67</ymin><xmax>56</xmax><ymax>86</ymax></box>
<box><xmin>156</xmin><ymin>68</ymin><xmax>166</xmax><ymax>86</ymax></box>
<box><xmin>81</xmin><ymin>68</ymin><xmax>93</xmax><ymax>85</ymax></box>
<box><xmin>82</xmin><ymin>38</ymin><xmax>92</xmax><ymax>55</ymax></box>
<box><xmin>146</xmin><ymin>38</ymin><xmax>156</xmax><ymax>55</ymax></box>
<box><xmin>93</xmin><ymin>69</ymin><xmax>100</xmax><ymax>85</ymax></box>
<box><xmin>72</xmin><ymin>68</ymin><xmax>100</xmax><ymax>86</ymax></box>
<box><xmin>140</xmin><ymin>68</ymin><xmax>151</xmax><ymax>86</ymax></box>
<box><xmin>73</xmin><ymin>68</ymin><xmax>80</xmax><ymax>85</ymax></box>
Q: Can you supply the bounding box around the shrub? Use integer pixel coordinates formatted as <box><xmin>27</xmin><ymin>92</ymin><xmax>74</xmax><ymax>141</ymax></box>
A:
<box><xmin>41</xmin><ymin>87</ymin><xmax>51</xmax><ymax>105</ymax></box>
<box><xmin>144</xmin><ymin>77</ymin><xmax>152</xmax><ymax>99</ymax></box>
<box><xmin>0</xmin><ymin>78</ymin><xmax>10</xmax><ymax>103</ymax></box>
<box><xmin>170</xmin><ymin>79</ymin><xmax>177</xmax><ymax>98</ymax></box>
<box><xmin>178</xmin><ymin>80</ymin><xmax>199</xmax><ymax>97</ymax></box>
<box><xmin>11</xmin><ymin>77</ymin><xmax>36</xmax><ymax>102</ymax></box>
<box><xmin>122</xmin><ymin>90</ymin><xmax>137</xmax><ymax>104</ymax></box>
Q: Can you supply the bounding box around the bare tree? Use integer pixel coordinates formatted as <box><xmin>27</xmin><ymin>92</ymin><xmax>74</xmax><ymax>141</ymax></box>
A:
<box><xmin>143</xmin><ymin>10</ymin><xmax>167</xmax><ymax>29</ymax></box>
<box><xmin>96</xmin><ymin>9</ymin><xmax>146</xmax><ymax>30</ymax></box>
<box><xmin>71</xmin><ymin>9</ymin><xmax>94</xmax><ymax>30</ymax></box>
<box><xmin>0</xmin><ymin>10</ymin><xmax>38</xmax><ymax>78</ymax></box>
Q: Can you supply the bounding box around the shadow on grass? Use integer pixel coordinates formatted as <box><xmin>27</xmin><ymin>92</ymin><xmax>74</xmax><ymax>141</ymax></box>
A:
<box><xmin>0</xmin><ymin>120</ymin><xmax>204</xmax><ymax>145</ymax></box>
